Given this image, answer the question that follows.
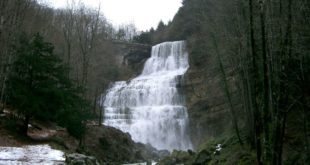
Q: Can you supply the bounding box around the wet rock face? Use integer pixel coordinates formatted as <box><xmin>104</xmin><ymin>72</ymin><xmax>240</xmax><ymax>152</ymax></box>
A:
<box><xmin>66</xmin><ymin>153</ymin><xmax>100</xmax><ymax>165</ymax></box>
<box><xmin>183</xmin><ymin>56</ymin><xmax>241</xmax><ymax>148</ymax></box>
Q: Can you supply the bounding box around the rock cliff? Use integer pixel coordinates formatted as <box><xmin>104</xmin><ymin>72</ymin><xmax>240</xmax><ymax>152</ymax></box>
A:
<box><xmin>182</xmin><ymin>52</ymin><xmax>241</xmax><ymax>149</ymax></box>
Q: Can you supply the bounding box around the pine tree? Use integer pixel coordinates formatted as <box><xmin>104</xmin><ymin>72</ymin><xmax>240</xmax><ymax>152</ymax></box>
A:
<box><xmin>6</xmin><ymin>33</ymin><xmax>88</xmax><ymax>138</ymax></box>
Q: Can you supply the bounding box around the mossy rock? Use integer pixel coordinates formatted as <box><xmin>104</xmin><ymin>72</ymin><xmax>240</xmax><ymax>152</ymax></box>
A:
<box><xmin>158</xmin><ymin>150</ymin><xmax>196</xmax><ymax>165</ymax></box>
<box><xmin>193</xmin><ymin>149</ymin><xmax>212</xmax><ymax>165</ymax></box>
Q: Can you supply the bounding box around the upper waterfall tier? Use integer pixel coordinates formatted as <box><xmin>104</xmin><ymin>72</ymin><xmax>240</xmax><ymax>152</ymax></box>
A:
<box><xmin>102</xmin><ymin>41</ymin><xmax>193</xmax><ymax>151</ymax></box>
<box><xmin>141</xmin><ymin>41</ymin><xmax>189</xmax><ymax>76</ymax></box>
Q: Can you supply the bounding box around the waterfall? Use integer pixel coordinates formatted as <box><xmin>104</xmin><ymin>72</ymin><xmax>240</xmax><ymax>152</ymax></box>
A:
<box><xmin>102</xmin><ymin>41</ymin><xmax>193</xmax><ymax>151</ymax></box>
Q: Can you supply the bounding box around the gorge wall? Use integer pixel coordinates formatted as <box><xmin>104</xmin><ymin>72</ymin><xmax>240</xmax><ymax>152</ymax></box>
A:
<box><xmin>182</xmin><ymin>59</ymin><xmax>240</xmax><ymax>148</ymax></box>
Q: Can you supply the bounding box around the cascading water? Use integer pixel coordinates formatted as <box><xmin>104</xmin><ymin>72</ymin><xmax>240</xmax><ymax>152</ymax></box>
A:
<box><xmin>102</xmin><ymin>41</ymin><xmax>193</xmax><ymax>151</ymax></box>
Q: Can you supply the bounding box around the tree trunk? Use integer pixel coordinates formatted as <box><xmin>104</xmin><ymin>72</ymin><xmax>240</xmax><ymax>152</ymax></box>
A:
<box><xmin>259</xmin><ymin>0</ymin><xmax>272</xmax><ymax>162</ymax></box>
<box><xmin>211</xmin><ymin>33</ymin><xmax>243</xmax><ymax>145</ymax></box>
<box><xmin>22</xmin><ymin>115</ymin><xmax>30</xmax><ymax>136</ymax></box>
<box><xmin>272</xmin><ymin>0</ymin><xmax>293</xmax><ymax>164</ymax></box>
<box><xmin>249</xmin><ymin>0</ymin><xmax>263</xmax><ymax>164</ymax></box>
<box><xmin>99</xmin><ymin>107</ymin><xmax>102</xmax><ymax>126</ymax></box>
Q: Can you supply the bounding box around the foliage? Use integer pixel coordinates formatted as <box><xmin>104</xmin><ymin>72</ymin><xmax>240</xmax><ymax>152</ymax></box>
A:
<box><xmin>6</xmin><ymin>33</ymin><xmax>89</xmax><ymax>138</ymax></box>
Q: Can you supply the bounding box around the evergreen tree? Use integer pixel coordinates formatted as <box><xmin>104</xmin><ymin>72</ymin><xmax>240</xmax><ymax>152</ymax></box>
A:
<box><xmin>133</xmin><ymin>31</ymin><xmax>151</xmax><ymax>44</ymax></box>
<box><xmin>156</xmin><ymin>20</ymin><xmax>166</xmax><ymax>32</ymax></box>
<box><xmin>6</xmin><ymin>33</ymin><xmax>88</xmax><ymax>138</ymax></box>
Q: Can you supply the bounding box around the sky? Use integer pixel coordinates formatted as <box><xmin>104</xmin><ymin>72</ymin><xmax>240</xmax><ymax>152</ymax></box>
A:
<box><xmin>39</xmin><ymin>0</ymin><xmax>183</xmax><ymax>31</ymax></box>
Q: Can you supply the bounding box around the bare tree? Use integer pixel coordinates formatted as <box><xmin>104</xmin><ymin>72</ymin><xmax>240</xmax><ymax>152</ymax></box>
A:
<box><xmin>61</xmin><ymin>0</ymin><xmax>76</xmax><ymax>73</ymax></box>
<box><xmin>75</xmin><ymin>3</ymin><xmax>101</xmax><ymax>87</ymax></box>
<box><xmin>0</xmin><ymin>0</ymin><xmax>32</xmax><ymax>111</ymax></box>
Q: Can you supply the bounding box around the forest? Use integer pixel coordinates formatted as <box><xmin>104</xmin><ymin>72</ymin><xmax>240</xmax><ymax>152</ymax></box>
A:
<box><xmin>0</xmin><ymin>0</ymin><xmax>137</xmax><ymax>137</ymax></box>
<box><xmin>0</xmin><ymin>0</ymin><xmax>309</xmax><ymax>164</ymax></box>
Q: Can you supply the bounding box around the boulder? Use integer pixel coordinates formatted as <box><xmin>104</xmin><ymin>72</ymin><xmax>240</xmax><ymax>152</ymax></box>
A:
<box><xmin>157</xmin><ymin>150</ymin><xmax>195</xmax><ymax>165</ymax></box>
<box><xmin>66</xmin><ymin>153</ymin><xmax>100</xmax><ymax>165</ymax></box>
<box><xmin>83</xmin><ymin>125</ymin><xmax>164</xmax><ymax>164</ymax></box>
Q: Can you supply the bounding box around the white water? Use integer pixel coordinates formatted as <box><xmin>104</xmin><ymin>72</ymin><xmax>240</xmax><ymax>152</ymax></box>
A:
<box><xmin>0</xmin><ymin>145</ymin><xmax>65</xmax><ymax>165</ymax></box>
<box><xmin>102</xmin><ymin>41</ymin><xmax>193</xmax><ymax>151</ymax></box>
